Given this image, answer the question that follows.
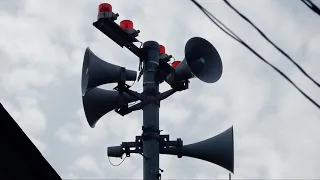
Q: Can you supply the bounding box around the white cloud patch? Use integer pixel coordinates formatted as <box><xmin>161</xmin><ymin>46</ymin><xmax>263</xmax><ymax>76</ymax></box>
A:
<box><xmin>14</xmin><ymin>97</ymin><xmax>47</xmax><ymax>134</ymax></box>
<box><xmin>72</xmin><ymin>154</ymin><xmax>104</xmax><ymax>177</ymax></box>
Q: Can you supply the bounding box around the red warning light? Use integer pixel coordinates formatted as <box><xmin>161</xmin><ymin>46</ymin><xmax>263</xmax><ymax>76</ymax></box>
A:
<box><xmin>120</xmin><ymin>20</ymin><xmax>134</xmax><ymax>29</ymax></box>
<box><xmin>172</xmin><ymin>61</ymin><xmax>181</xmax><ymax>68</ymax></box>
<box><xmin>159</xmin><ymin>45</ymin><xmax>165</xmax><ymax>54</ymax></box>
<box><xmin>98</xmin><ymin>3</ymin><xmax>112</xmax><ymax>13</ymax></box>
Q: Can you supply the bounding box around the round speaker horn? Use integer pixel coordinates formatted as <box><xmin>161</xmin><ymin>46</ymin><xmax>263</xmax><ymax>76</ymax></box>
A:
<box><xmin>184</xmin><ymin>37</ymin><xmax>223</xmax><ymax>83</ymax></box>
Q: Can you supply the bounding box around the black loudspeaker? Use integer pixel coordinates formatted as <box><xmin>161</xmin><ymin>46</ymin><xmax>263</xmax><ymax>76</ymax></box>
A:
<box><xmin>161</xmin><ymin>126</ymin><xmax>234</xmax><ymax>173</ymax></box>
<box><xmin>82</xmin><ymin>87</ymin><xmax>137</xmax><ymax>128</ymax></box>
<box><xmin>167</xmin><ymin>37</ymin><xmax>223</xmax><ymax>84</ymax></box>
<box><xmin>81</xmin><ymin>47</ymin><xmax>137</xmax><ymax>95</ymax></box>
<box><xmin>107</xmin><ymin>146</ymin><xmax>123</xmax><ymax>158</ymax></box>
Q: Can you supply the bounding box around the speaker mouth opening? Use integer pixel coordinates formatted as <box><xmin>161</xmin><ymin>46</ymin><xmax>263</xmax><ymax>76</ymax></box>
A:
<box><xmin>82</xmin><ymin>48</ymin><xmax>92</xmax><ymax>95</ymax></box>
<box><xmin>81</xmin><ymin>71</ymin><xmax>89</xmax><ymax>96</ymax></box>
<box><xmin>184</xmin><ymin>37</ymin><xmax>223</xmax><ymax>83</ymax></box>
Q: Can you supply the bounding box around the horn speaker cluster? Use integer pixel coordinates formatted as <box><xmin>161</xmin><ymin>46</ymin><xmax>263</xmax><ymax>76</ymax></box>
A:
<box><xmin>81</xmin><ymin>35</ymin><xmax>233</xmax><ymax>173</ymax></box>
<box><xmin>81</xmin><ymin>47</ymin><xmax>137</xmax><ymax>127</ymax></box>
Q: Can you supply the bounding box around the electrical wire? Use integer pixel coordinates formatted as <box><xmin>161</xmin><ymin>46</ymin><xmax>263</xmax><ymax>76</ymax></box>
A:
<box><xmin>222</xmin><ymin>0</ymin><xmax>320</xmax><ymax>88</ymax></box>
<box><xmin>301</xmin><ymin>0</ymin><xmax>320</xmax><ymax>17</ymax></box>
<box><xmin>139</xmin><ymin>41</ymin><xmax>144</xmax><ymax>48</ymax></box>
<box><xmin>108</xmin><ymin>155</ymin><xmax>127</xmax><ymax>166</ymax></box>
<box><xmin>126</xmin><ymin>41</ymin><xmax>144</xmax><ymax>88</ymax></box>
<box><xmin>190</xmin><ymin>0</ymin><xmax>320</xmax><ymax>109</ymax></box>
<box><xmin>129</xmin><ymin>79</ymin><xmax>136</xmax><ymax>87</ymax></box>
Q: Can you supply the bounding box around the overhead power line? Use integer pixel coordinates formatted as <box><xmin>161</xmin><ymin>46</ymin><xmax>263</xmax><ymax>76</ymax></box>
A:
<box><xmin>222</xmin><ymin>0</ymin><xmax>320</xmax><ymax>88</ymax></box>
<box><xmin>190</xmin><ymin>0</ymin><xmax>320</xmax><ymax>110</ymax></box>
<box><xmin>301</xmin><ymin>0</ymin><xmax>320</xmax><ymax>17</ymax></box>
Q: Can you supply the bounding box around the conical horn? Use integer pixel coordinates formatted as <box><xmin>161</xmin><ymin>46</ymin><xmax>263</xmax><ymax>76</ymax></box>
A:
<box><xmin>81</xmin><ymin>47</ymin><xmax>137</xmax><ymax>95</ymax></box>
<box><xmin>167</xmin><ymin>37</ymin><xmax>223</xmax><ymax>84</ymax></box>
<box><xmin>161</xmin><ymin>126</ymin><xmax>234</xmax><ymax>173</ymax></box>
<box><xmin>82</xmin><ymin>87</ymin><xmax>137</xmax><ymax>128</ymax></box>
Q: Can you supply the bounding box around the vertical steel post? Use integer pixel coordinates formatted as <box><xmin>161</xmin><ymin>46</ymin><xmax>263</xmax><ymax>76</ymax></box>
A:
<box><xmin>142</xmin><ymin>41</ymin><xmax>160</xmax><ymax>180</ymax></box>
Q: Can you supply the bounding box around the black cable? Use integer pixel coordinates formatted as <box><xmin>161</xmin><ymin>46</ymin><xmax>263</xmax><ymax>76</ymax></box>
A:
<box><xmin>223</xmin><ymin>0</ymin><xmax>320</xmax><ymax>88</ymax></box>
<box><xmin>191</xmin><ymin>0</ymin><xmax>242</xmax><ymax>42</ymax></box>
<box><xmin>190</xmin><ymin>0</ymin><xmax>320</xmax><ymax>109</ymax></box>
<box><xmin>301</xmin><ymin>0</ymin><xmax>320</xmax><ymax>16</ymax></box>
<box><xmin>108</xmin><ymin>155</ymin><xmax>126</xmax><ymax>166</ymax></box>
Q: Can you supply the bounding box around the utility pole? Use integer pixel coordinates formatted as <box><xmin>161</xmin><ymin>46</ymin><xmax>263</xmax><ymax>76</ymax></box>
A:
<box><xmin>81</xmin><ymin>3</ymin><xmax>234</xmax><ymax>180</ymax></box>
<box><xmin>141</xmin><ymin>41</ymin><xmax>160</xmax><ymax>179</ymax></box>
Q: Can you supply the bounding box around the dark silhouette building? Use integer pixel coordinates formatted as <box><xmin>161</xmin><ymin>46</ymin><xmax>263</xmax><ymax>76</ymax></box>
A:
<box><xmin>0</xmin><ymin>103</ymin><xmax>62</xmax><ymax>180</ymax></box>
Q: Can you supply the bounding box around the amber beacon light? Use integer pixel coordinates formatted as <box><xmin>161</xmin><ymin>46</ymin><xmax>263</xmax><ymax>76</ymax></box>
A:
<box><xmin>159</xmin><ymin>45</ymin><xmax>166</xmax><ymax>54</ymax></box>
<box><xmin>120</xmin><ymin>20</ymin><xmax>134</xmax><ymax>30</ymax></box>
<box><xmin>98</xmin><ymin>3</ymin><xmax>112</xmax><ymax>13</ymax></box>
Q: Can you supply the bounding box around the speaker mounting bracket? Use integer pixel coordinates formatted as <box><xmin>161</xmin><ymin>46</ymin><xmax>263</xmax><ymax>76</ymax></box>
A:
<box><xmin>107</xmin><ymin>134</ymin><xmax>184</xmax><ymax>158</ymax></box>
<box><xmin>166</xmin><ymin>70</ymin><xmax>190</xmax><ymax>91</ymax></box>
<box><xmin>160</xmin><ymin>54</ymin><xmax>173</xmax><ymax>63</ymax></box>
<box><xmin>171</xmin><ymin>80</ymin><xmax>189</xmax><ymax>91</ymax></box>
<box><xmin>119</xmin><ymin>67</ymin><xmax>126</xmax><ymax>90</ymax></box>
<box><xmin>155</xmin><ymin>81</ymin><xmax>189</xmax><ymax>103</ymax></box>
<box><xmin>115</xmin><ymin>101</ymin><xmax>144</xmax><ymax>116</ymax></box>
<box><xmin>113</xmin><ymin>65</ymin><xmax>144</xmax><ymax>101</ymax></box>
<box><xmin>114</xmin><ymin>84</ymin><xmax>144</xmax><ymax>102</ymax></box>
<box><xmin>93</xmin><ymin>18</ymin><xmax>141</xmax><ymax>57</ymax></box>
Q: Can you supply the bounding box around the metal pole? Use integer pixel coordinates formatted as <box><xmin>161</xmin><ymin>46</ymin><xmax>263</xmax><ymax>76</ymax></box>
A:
<box><xmin>142</xmin><ymin>41</ymin><xmax>160</xmax><ymax>180</ymax></box>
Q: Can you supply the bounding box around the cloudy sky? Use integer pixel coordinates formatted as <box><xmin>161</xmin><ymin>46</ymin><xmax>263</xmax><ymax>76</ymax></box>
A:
<box><xmin>1</xmin><ymin>0</ymin><xmax>320</xmax><ymax>179</ymax></box>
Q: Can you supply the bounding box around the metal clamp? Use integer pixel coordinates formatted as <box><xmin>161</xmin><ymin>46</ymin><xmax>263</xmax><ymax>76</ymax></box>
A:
<box><xmin>142</xmin><ymin>126</ymin><xmax>161</xmax><ymax>141</ymax></box>
<box><xmin>97</xmin><ymin>12</ymin><xmax>119</xmax><ymax>21</ymax></box>
<box><xmin>176</xmin><ymin>138</ymin><xmax>183</xmax><ymax>158</ymax></box>
<box><xmin>108</xmin><ymin>134</ymin><xmax>183</xmax><ymax>159</ymax></box>
<box><xmin>141</xmin><ymin>90</ymin><xmax>161</xmax><ymax>106</ymax></box>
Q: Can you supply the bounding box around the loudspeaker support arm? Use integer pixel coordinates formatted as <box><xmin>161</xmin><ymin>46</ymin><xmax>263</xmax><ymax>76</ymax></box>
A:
<box><xmin>123</xmin><ymin>87</ymin><xmax>144</xmax><ymax>101</ymax></box>
<box><xmin>93</xmin><ymin>18</ymin><xmax>141</xmax><ymax>57</ymax></box>
<box><xmin>108</xmin><ymin>134</ymin><xmax>183</xmax><ymax>158</ymax></box>
<box><xmin>115</xmin><ymin>101</ymin><xmax>144</xmax><ymax>116</ymax></box>
<box><xmin>157</xmin><ymin>89</ymin><xmax>177</xmax><ymax>101</ymax></box>
<box><xmin>127</xmin><ymin>102</ymin><xmax>144</xmax><ymax>113</ymax></box>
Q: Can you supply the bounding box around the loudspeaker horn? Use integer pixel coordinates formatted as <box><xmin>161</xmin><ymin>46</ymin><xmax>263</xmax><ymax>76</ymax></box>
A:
<box><xmin>167</xmin><ymin>37</ymin><xmax>223</xmax><ymax>84</ymax></box>
<box><xmin>161</xmin><ymin>126</ymin><xmax>234</xmax><ymax>173</ymax></box>
<box><xmin>82</xmin><ymin>47</ymin><xmax>137</xmax><ymax>95</ymax></box>
<box><xmin>82</xmin><ymin>87</ymin><xmax>137</xmax><ymax>128</ymax></box>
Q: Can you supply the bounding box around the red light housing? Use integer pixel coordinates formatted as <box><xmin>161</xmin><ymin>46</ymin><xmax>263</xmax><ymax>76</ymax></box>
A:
<box><xmin>98</xmin><ymin>3</ymin><xmax>112</xmax><ymax>13</ymax></box>
<box><xmin>120</xmin><ymin>20</ymin><xmax>134</xmax><ymax>29</ymax></box>
<box><xmin>172</xmin><ymin>61</ymin><xmax>181</xmax><ymax>68</ymax></box>
<box><xmin>159</xmin><ymin>45</ymin><xmax>165</xmax><ymax>54</ymax></box>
